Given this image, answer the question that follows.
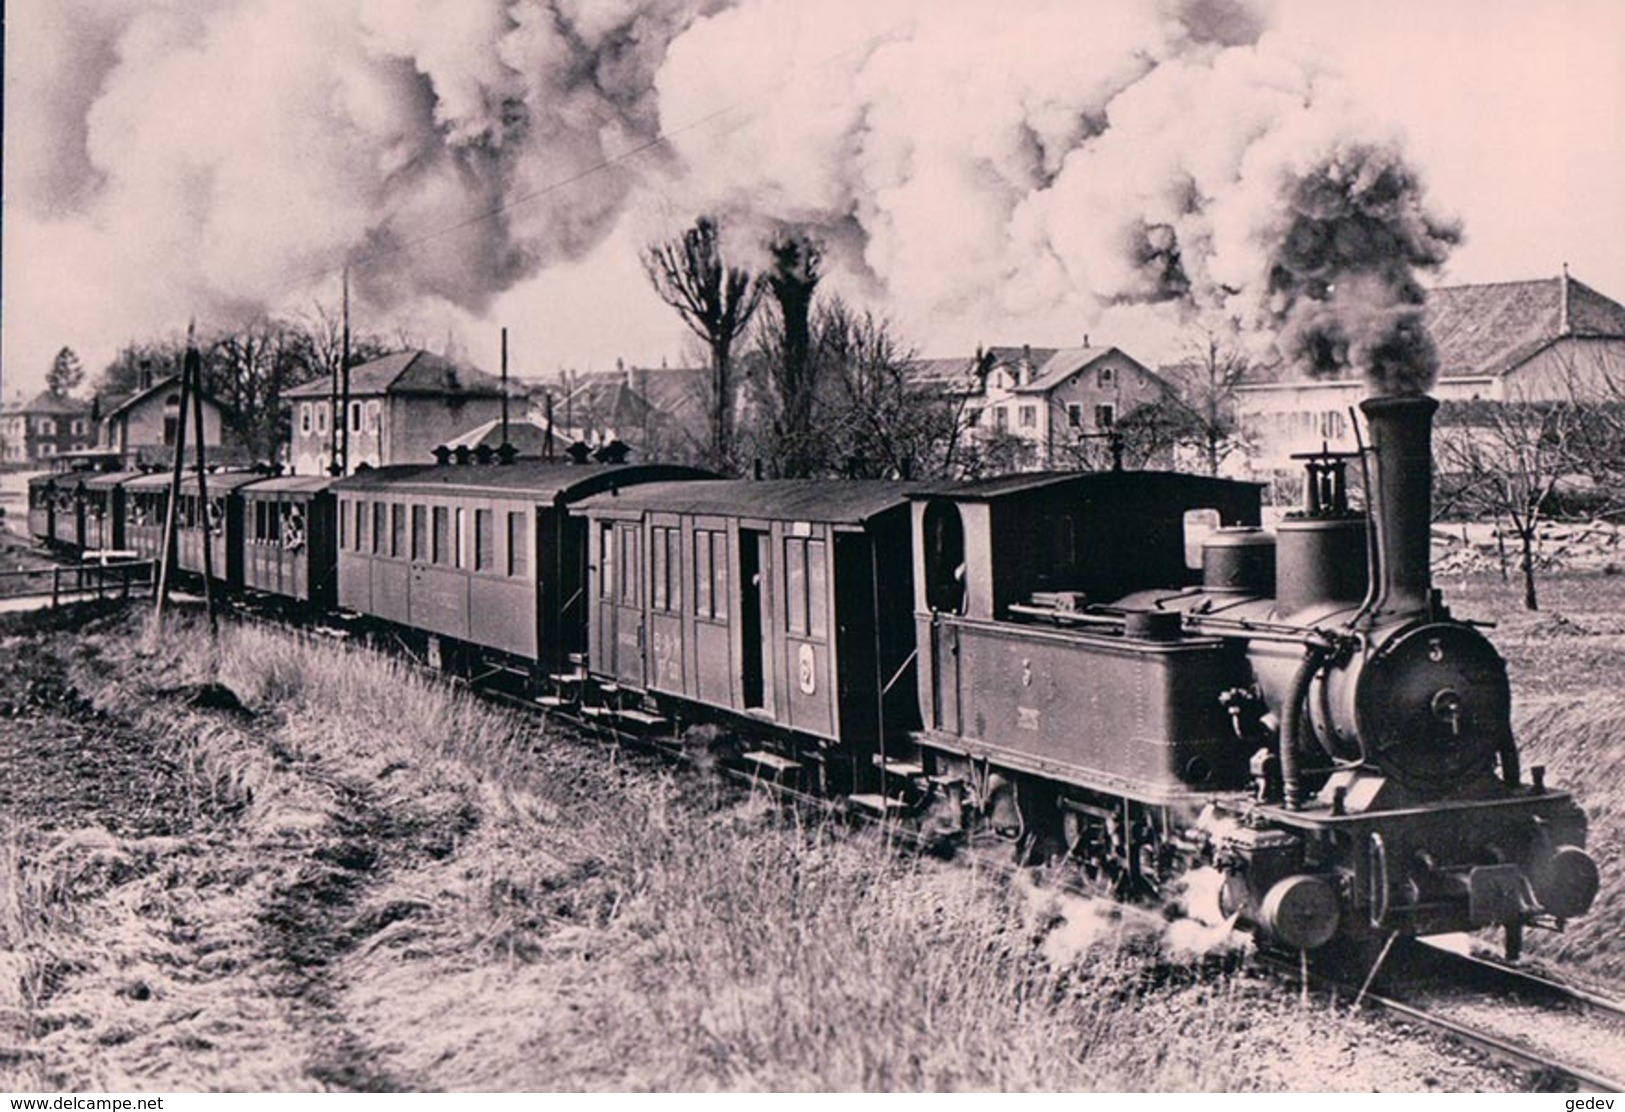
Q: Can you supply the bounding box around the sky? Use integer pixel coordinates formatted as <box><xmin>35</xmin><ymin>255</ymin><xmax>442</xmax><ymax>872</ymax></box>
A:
<box><xmin>3</xmin><ymin>0</ymin><xmax>1622</xmax><ymax>402</ymax></box>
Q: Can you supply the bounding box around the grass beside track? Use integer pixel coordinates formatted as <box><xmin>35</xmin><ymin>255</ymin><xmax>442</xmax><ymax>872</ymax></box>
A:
<box><xmin>0</xmin><ymin>600</ymin><xmax>1569</xmax><ymax>1091</ymax></box>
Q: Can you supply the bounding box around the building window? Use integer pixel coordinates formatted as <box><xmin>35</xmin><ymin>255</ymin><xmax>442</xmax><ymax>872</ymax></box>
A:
<box><xmin>1095</xmin><ymin>403</ymin><xmax>1115</xmax><ymax>429</ymax></box>
<box><xmin>507</xmin><ymin>512</ymin><xmax>527</xmax><ymax>577</ymax></box>
<box><xmin>967</xmin><ymin>409</ymin><xmax>981</xmax><ymax>428</ymax></box>
<box><xmin>694</xmin><ymin>530</ymin><xmax>728</xmax><ymax>621</ymax></box>
<box><xmin>71</xmin><ymin>419</ymin><xmax>86</xmax><ymax>436</ymax></box>
<box><xmin>38</xmin><ymin>444</ymin><xmax>56</xmax><ymax>457</ymax></box>
<box><xmin>1019</xmin><ymin>405</ymin><xmax>1037</xmax><ymax>429</ymax></box>
<box><xmin>1099</xmin><ymin>367</ymin><xmax>1114</xmax><ymax>387</ymax></box>
<box><xmin>475</xmin><ymin>509</ymin><xmax>493</xmax><ymax>571</ymax></box>
<box><xmin>350</xmin><ymin>402</ymin><xmax>363</xmax><ymax>433</ymax></box>
<box><xmin>301</xmin><ymin>404</ymin><xmax>313</xmax><ymax>435</ymax></box>
<box><xmin>1067</xmin><ymin>403</ymin><xmax>1083</xmax><ymax>428</ymax></box>
<box><xmin>784</xmin><ymin>537</ymin><xmax>827</xmax><ymax>639</ymax></box>
<box><xmin>366</xmin><ymin>400</ymin><xmax>381</xmax><ymax>432</ymax></box>
<box><xmin>995</xmin><ymin>407</ymin><xmax>1008</xmax><ymax>432</ymax></box>
<box><xmin>317</xmin><ymin>405</ymin><xmax>328</xmax><ymax>435</ymax></box>
<box><xmin>36</xmin><ymin>418</ymin><xmax>55</xmax><ymax>436</ymax></box>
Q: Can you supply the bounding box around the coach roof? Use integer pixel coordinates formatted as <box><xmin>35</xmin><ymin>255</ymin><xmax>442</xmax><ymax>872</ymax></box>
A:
<box><xmin>329</xmin><ymin>461</ymin><xmax>715</xmax><ymax>502</ymax></box>
<box><xmin>577</xmin><ymin>480</ymin><xmax>920</xmax><ymax>526</ymax></box>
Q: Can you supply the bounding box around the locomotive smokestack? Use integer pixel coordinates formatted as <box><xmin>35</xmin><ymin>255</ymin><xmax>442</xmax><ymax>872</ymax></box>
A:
<box><xmin>1361</xmin><ymin>394</ymin><xmax>1438</xmax><ymax>621</ymax></box>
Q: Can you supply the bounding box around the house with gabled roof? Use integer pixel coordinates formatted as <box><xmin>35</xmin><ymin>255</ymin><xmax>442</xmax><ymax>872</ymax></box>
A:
<box><xmin>967</xmin><ymin>342</ymin><xmax>1175</xmax><ymax>468</ymax></box>
<box><xmin>1236</xmin><ymin>270</ymin><xmax>1625</xmax><ymax>478</ymax></box>
<box><xmin>284</xmin><ymin>350</ymin><xmax>521</xmax><ymax>475</ymax></box>
<box><xmin>88</xmin><ymin>374</ymin><xmax>235</xmax><ymax>468</ymax></box>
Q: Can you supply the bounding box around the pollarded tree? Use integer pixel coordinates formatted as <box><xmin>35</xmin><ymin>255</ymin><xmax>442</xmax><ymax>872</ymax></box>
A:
<box><xmin>758</xmin><ymin>230</ymin><xmax>822</xmax><ymax>477</ymax></box>
<box><xmin>642</xmin><ymin>216</ymin><xmax>762</xmax><ymax>471</ymax></box>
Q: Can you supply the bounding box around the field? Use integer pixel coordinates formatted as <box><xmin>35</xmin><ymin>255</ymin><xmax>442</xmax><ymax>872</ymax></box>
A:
<box><xmin>1</xmin><ymin>570</ymin><xmax>1621</xmax><ymax>1091</ymax></box>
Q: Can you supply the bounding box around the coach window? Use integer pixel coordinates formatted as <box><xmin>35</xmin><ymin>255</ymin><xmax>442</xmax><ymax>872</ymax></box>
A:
<box><xmin>651</xmin><ymin>526</ymin><xmax>681</xmax><ymax>612</ymax></box>
<box><xmin>785</xmin><ymin>537</ymin><xmax>826</xmax><ymax>638</ymax></box>
<box><xmin>432</xmin><ymin>506</ymin><xmax>449</xmax><ymax>564</ymax></box>
<box><xmin>506</xmin><ymin>512</ymin><xmax>527</xmax><ymax>577</ymax></box>
<box><xmin>454</xmin><ymin>508</ymin><xmax>466</xmax><ymax>569</ymax></box>
<box><xmin>599</xmin><ymin>523</ymin><xmax>615</xmax><ymax>598</ymax></box>
<box><xmin>695</xmin><ymin>530</ymin><xmax>729</xmax><ymax>620</ymax></box>
<box><xmin>373</xmin><ymin>503</ymin><xmax>387</xmax><ymax>556</ymax></box>
<box><xmin>475</xmin><ymin>509</ymin><xmax>493</xmax><ymax>572</ymax></box>
<box><xmin>619</xmin><ymin>526</ymin><xmax>640</xmax><ymax>605</ymax></box>
<box><xmin>392</xmin><ymin>504</ymin><xmax>406</xmax><ymax>559</ymax></box>
<box><xmin>354</xmin><ymin>501</ymin><xmax>366</xmax><ymax>552</ymax></box>
<box><xmin>339</xmin><ymin>500</ymin><xmax>349</xmax><ymax>549</ymax></box>
<box><xmin>410</xmin><ymin>505</ymin><xmax>426</xmax><ymax>561</ymax></box>
<box><xmin>652</xmin><ymin>526</ymin><xmax>668</xmax><ymax>611</ymax></box>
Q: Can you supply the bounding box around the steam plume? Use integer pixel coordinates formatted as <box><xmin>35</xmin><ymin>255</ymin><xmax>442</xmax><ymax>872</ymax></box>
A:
<box><xmin>8</xmin><ymin>0</ymin><xmax>1457</xmax><ymax>392</ymax></box>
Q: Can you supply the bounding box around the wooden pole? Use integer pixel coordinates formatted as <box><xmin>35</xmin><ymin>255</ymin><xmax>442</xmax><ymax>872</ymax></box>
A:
<box><xmin>340</xmin><ymin>265</ymin><xmax>351</xmax><ymax>475</ymax></box>
<box><xmin>190</xmin><ymin>343</ymin><xmax>218</xmax><ymax>637</ymax></box>
<box><xmin>152</xmin><ymin>349</ymin><xmax>194</xmax><ymax>628</ymax></box>
<box><xmin>500</xmin><ymin>326</ymin><xmax>510</xmax><ymax>449</ymax></box>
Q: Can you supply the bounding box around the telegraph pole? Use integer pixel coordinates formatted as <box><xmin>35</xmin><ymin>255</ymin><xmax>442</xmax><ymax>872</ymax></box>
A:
<box><xmin>340</xmin><ymin>265</ymin><xmax>351</xmax><ymax>475</ymax></box>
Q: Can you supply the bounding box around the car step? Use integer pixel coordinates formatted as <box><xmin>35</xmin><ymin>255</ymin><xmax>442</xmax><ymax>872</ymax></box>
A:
<box><xmin>871</xmin><ymin>755</ymin><xmax>925</xmax><ymax>778</ymax></box>
<box><xmin>741</xmin><ymin>750</ymin><xmax>802</xmax><ymax>779</ymax></box>
<box><xmin>615</xmin><ymin>708</ymin><xmax>666</xmax><ymax>728</ymax></box>
<box><xmin>846</xmin><ymin>793</ymin><xmax>910</xmax><ymax>817</ymax></box>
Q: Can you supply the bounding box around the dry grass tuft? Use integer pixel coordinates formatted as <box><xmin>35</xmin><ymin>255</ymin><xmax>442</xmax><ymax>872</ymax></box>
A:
<box><xmin>0</xmin><ymin>603</ymin><xmax>1543</xmax><ymax>1090</ymax></box>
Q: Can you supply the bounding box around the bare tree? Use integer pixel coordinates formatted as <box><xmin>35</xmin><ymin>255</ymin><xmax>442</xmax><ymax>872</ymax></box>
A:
<box><xmin>1434</xmin><ymin>390</ymin><xmax>1590</xmax><ymax>610</ymax></box>
<box><xmin>642</xmin><ymin>216</ymin><xmax>762</xmax><ymax>470</ymax></box>
<box><xmin>817</xmin><ymin>299</ymin><xmax>972</xmax><ymax>480</ymax></box>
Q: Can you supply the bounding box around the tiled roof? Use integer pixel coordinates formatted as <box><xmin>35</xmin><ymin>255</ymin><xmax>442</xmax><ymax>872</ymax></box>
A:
<box><xmin>1427</xmin><ymin>275</ymin><xmax>1625</xmax><ymax>379</ymax></box>
<box><xmin>905</xmin><ymin>357</ymin><xmax>978</xmax><ymax>390</ymax></box>
<box><xmin>284</xmin><ymin>351</ymin><xmax>515</xmax><ymax>400</ymax></box>
<box><xmin>5</xmin><ymin>391</ymin><xmax>91</xmax><ymax>416</ymax></box>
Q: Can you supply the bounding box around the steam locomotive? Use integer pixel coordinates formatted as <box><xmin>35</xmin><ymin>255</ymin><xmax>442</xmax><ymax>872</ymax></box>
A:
<box><xmin>29</xmin><ymin>393</ymin><xmax>1599</xmax><ymax>958</ymax></box>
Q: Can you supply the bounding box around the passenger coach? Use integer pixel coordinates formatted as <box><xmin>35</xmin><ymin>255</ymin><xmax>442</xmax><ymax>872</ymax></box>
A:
<box><xmin>240</xmin><ymin>475</ymin><xmax>339</xmax><ymax>611</ymax></box>
<box><xmin>330</xmin><ymin>461</ymin><xmax>711</xmax><ymax>677</ymax></box>
<box><xmin>576</xmin><ymin>480</ymin><xmax>920</xmax><ymax>793</ymax></box>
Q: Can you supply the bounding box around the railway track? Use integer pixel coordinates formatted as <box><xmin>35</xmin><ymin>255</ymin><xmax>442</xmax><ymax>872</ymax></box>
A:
<box><xmin>1259</xmin><ymin>940</ymin><xmax>1625</xmax><ymax>1092</ymax></box>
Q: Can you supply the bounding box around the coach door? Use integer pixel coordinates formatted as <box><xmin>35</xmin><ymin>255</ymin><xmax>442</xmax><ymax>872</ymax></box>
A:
<box><xmin>739</xmin><ymin>529</ymin><xmax>774</xmax><ymax>717</ymax></box>
<box><xmin>602</xmin><ymin>520</ymin><xmax>647</xmax><ymax>689</ymax></box>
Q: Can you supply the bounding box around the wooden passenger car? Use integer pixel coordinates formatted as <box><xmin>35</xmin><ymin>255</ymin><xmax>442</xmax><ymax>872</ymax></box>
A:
<box><xmin>909</xmin><ymin>471</ymin><xmax>1264</xmax><ymax>801</ymax></box>
<box><xmin>174</xmin><ymin>471</ymin><xmax>262</xmax><ymax>588</ymax></box>
<box><xmin>122</xmin><ymin>472</ymin><xmax>173</xmax><ymax>562</ymax></box>
<box><xmin>26</xmin><ymin>474</ymin><xmax>57</xmax><ymax>545</ymax></box>
<box><xmin>239</xmin><ymin>475</ymin><xmax>338</xmax><ymax>610</ymax></box>
<box><xmin>576</xmin><ymin>481</ymin><xmax>920</xmax><ymax>772</ymax></box>
<box><xmin>27</xmin><ymin>473</ymin><xmax>87</xmax><ymax>550</ymax></box>
<box><xmin>330</xmin><ymin>461</ymin><xmax>711</xmax><ymax>676</ymax></box>
<box><xmin>81</xmin><ymin>471</ymin><xmax>145</xmax><ymax>555</ymax></box>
